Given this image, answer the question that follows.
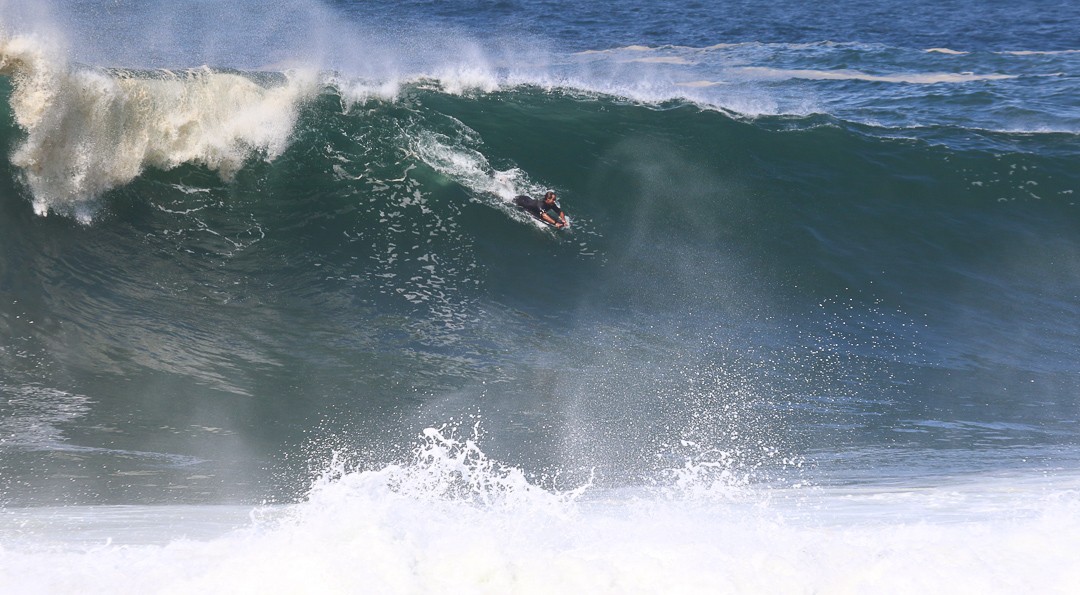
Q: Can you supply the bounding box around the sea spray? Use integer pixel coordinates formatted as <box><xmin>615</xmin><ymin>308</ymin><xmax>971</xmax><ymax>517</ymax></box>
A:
<box><xmin>303</xmin><ymin>424</ymin><xmax>590</xmax><ymax>509</ymax></box>
<box><xmin>0</xmin><ymin>33</ymin><xmax>317</xmax><ymax>220</ymax></box>
<box><xmin>4</xmin><ymin>427</ymin><xmax>1080</xmax><ymax>594</ymax></box>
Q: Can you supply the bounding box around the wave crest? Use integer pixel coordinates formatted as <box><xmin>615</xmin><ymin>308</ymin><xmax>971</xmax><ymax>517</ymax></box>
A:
<box><xmin>1</xmin><ymin>34</ymin><xmax>316</xmax><ymax>221</ymax></box>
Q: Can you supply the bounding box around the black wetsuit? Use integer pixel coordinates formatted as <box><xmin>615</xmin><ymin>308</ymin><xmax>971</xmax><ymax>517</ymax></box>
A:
<box><xmin>514</xmin><ymin>195</ymin><xmax>563</xmax><ymax>222</ymax></box>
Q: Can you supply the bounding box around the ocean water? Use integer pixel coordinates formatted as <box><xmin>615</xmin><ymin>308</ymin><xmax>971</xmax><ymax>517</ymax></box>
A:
<box><xmin>2</xmin><ymin>0</ymin><xmax>1080</xmax><ymax>592</ymax></box>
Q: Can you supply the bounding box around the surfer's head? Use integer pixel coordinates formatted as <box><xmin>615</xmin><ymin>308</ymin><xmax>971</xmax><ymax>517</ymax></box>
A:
<box><xmin>544</xmin><ymin>191</ymin><xmax>557</xmax><ymax>204</ymax></box>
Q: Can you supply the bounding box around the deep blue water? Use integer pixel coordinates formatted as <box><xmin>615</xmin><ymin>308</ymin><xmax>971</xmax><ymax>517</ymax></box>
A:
<box><xmin>336</xmin><ymin>0</ymin><xmax>1080</xmax><ymax>51</ymax></box>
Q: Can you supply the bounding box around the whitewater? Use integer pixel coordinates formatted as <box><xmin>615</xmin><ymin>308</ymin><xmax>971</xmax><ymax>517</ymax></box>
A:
<box><xmin>2</xmin><ymin>0</ymin><xmax>1080</xmax><ymax>592</ymax></box>
<box><xmin>4</xmin><ymin>433</ymin><xmax>1080</xmax><ymax>594</ymax></box>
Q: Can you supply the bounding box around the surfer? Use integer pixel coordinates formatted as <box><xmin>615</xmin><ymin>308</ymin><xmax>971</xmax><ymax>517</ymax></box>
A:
<box><xmin>514</xmin><ymin>191</ymin><xmax>568</xmax><ymax>228</ymax></box>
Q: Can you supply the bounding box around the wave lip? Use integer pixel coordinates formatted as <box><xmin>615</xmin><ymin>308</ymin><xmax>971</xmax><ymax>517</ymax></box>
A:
<box><xmin>1</xmin><ymin>26</ymin><xmax>1076</xmax><ymax>219</ymax></box>
<box><xmin>1</xmin><ymin>34</ymin><xmax>317</xmax><ymax>220</ymax></box>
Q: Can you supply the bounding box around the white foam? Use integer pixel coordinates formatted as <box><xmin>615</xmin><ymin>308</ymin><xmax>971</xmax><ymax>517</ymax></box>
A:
<box><xmin>1001</xmin><ymin>49</ymin><xmax>1080</xmax><ymax>56</ymax></box>
<box><xmin>409</xmin><ymin>119</ymin><xmax>550</xmax><ymax>218</ymax></box>
<box><xmin>3</xmin><ymin>428</ymin><xmax>1080</xmax><ymax>594</ymax></box>
<box><xmin>627</xmin><ymin>56</ymin><xmax>695</xmax><ymax>65</ymax></box>
<box><xmin>733</xmin><ymin>66</ymin><xmax>1017</xmax><ymax>84</ymax></box>
<box><xmin>0</xmin><ymin>33</ymin><xmax>318</xmax><ymax>221</ymax></box>
<box><xmin>331</xmin><ymin>76</ymin><xmax>402</xmax><ymax>106</ymax></box>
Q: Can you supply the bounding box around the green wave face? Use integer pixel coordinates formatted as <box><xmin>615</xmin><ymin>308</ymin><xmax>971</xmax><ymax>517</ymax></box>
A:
<box><xmin>1</xmin><ymin>64</ymin><xmax>1078</xmax><ymax>503</ymax></box>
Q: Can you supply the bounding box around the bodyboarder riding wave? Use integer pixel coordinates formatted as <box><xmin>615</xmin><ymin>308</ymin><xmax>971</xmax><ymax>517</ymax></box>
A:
<box><xmin>514</xmin><ymin>191</ymin><xmax>567</xmax><ymax>229</ymax></box>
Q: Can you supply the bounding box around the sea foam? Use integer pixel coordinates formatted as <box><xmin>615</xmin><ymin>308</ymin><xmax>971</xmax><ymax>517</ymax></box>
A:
<box><xmin>0</xmin><ymin>34</ymin><xmax>317</xmax><ymax>221</ymax></box>
<box><xmin>3</xmin><ymin>427</ymin><xmax>1080</xmax><ymax>594</ymax></box>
